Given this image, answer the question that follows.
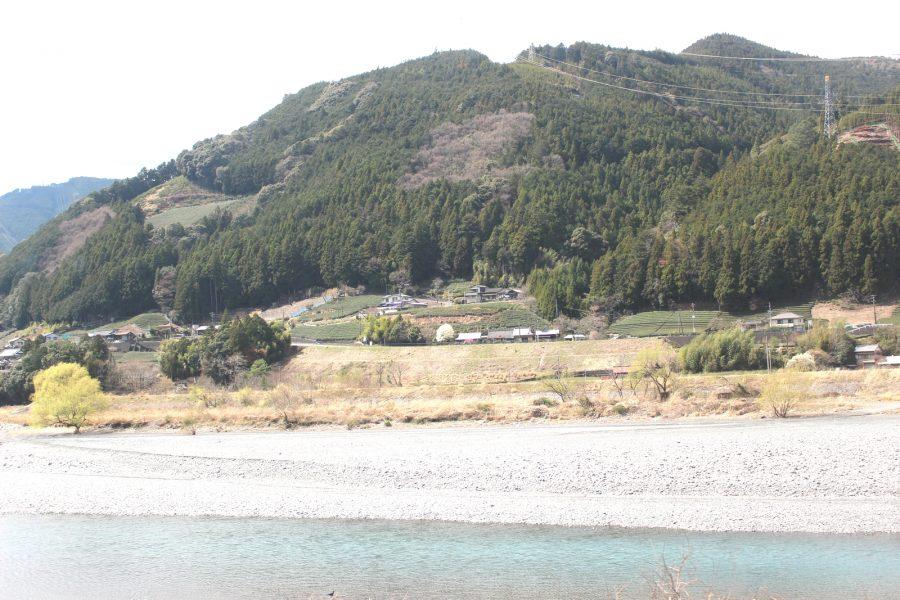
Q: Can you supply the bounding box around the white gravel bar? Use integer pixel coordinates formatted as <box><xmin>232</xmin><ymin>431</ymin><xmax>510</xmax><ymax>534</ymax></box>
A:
<box><xmin>1</xmin><ymin>415</ymin><xmax>898</xmax><ymax>533</ymax></box>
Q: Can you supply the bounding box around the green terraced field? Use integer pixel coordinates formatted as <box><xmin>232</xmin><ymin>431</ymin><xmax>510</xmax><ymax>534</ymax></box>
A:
<box><xmin>88</xmin><ymin>312</ymin><xmax>170</xmax><ymax>333</ymax></box>
<box><xmin>292</xmin><ymin>320</ymin><xmax>363</xmax><ymax>342</ymax></box>
<box><xmin>608</xmin><ymin>304</ymin><xmax>813</xmax><ymax>337</ymax></box>
<box><xmin>407</xmin><ymin>302</ymin><xmax>512</xmax><ymax>318</ymax></box>
<box><xmin>295</xmin><ymin>295</ymin><xmax>383</xmax><ymax>322</ymax></box>
<box><xmin>455</xmin><ymin>305</ymin><xmax>550</xmax><ymax>331</ymax></box>
<box><xmin>147</xmin><ymin>198</ymin><xmax>249</xmax><ymax>228</ymax></box>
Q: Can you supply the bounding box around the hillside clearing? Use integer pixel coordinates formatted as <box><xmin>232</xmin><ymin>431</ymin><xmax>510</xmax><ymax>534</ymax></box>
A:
<box><xmin>812</xmin><ymin>300</ymin><xmax>899</xmax><ymax>325</ymax></box>
<box><xmin>146</xmin><ymin>198</ymin><xmax>250</xmax><ymax>228</ymax></box>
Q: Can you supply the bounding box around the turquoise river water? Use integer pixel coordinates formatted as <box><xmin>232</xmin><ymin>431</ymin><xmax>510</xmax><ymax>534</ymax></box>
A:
<box><xmin>0</xmin><ymin>514</ymin><xmax>897</xmax><ymax>598</ymax></box>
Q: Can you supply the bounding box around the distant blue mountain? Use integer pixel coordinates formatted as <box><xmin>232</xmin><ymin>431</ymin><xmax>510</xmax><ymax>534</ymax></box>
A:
<box><xmin>0</xmin><ymin>177</ymin><xmax>114</xmax><ymax>252</ymax></box>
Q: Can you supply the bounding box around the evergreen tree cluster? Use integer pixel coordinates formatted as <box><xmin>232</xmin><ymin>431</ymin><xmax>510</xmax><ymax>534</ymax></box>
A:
<box><xmin>0</xmin><ymin>39</ymin><xmax>897</xmax><ymax>326</ymax></box>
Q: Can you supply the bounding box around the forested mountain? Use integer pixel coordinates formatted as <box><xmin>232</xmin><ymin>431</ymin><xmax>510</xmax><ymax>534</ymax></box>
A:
<box><xmin>0</xmin><ymin>34</ymin><xmax>897</xmax><ymax>326</ymax></box>
<box><xmin>0</xmin><ymin>177</ymin><xmax>113</xmax><ymax>253</ymax></box>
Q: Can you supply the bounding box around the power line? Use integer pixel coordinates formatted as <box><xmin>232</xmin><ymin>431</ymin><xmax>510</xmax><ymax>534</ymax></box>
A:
<box><xmin>680</xmin><ymin>51</ymin><xmax>900</xmax><ymax>62</ymax></box>
<box><xmin>525</xmin><ymin>58</ymin><xmax>898</xmax><ymax>115</ymax></box>
<box><xmin>532</xmin><ymin>52</ymin><xmax>900</xmax><ymax>106</ymax></box>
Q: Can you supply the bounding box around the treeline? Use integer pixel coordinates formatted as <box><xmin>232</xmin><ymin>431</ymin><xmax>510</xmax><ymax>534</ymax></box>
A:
<box><xmin>158</xmin><ymin>314</ymin><xmax>291</xmax><ymax>385</ymax></box>
<box><xmin>0</xmin><ymin>335</ymin><xmax>114</xmax><ymax>405</ymax></box>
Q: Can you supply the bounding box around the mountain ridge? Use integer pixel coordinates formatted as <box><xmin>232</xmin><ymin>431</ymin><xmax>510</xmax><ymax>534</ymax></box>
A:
<box><xmin>0</xmin><ymin>36</ymin><xmax>897</xmax><ymax>327</ymax></box>
<box><xmin>0</xmin><ymin>177</ymin><xmax>114</xmax><ymax>253</ymax></box>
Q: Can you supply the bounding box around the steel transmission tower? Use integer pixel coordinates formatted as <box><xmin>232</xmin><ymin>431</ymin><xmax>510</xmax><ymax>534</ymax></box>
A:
<box><xmin>823</xmin><ymin>75</ymin><xmax>836</xmax><ymax>138</ymax></box>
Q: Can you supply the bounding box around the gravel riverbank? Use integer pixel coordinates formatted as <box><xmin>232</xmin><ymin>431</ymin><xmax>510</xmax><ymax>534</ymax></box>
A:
<box><xmin>1</xmin><ymin>415</ymin><xmax>897</xmax><ymax>533</ymax></box>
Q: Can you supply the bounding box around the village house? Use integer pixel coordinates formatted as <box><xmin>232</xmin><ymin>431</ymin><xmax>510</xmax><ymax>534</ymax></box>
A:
<box><xmin>87</xmin><ymin>330</ymin><xmax>117</xmax><ymax>342</ymax></box>
<box><xmin>535</xmin><ymin>329</ymin><xmax>561</xmax><ymax>341</ymax></box>
<box><xmin>511</xmin><ymin>328</ymin><xmax>534</xmax><ymax>342</ymax></box>
<box><xmin>0</xmin><ymin>347</ymin><xmax>22</xmax><ymax>368</ymax></box>
<box><xmin>455</xmin><ymin>331</ymin><xmax>483</xmax><ymax>344</ymax></box>
<box><xmin>152</xmin><ymin>322</ymin><xmax>186</xmax><ymax>339</ymax></box>
<box><xmin>881</xmin><ymin>355</ymin><xmax>900</xmax><ymax>368</ymax></box>
<box><xmin>769</xmin><ymin>312</ymin><xmax>806</xmax><ymax>330</ymax></box>
<box><xmin>379</xmin><ymin>293</ymin><xmax>427</xmax><ymax>312</ymax></box>
<box><xmin>485</xmin><ymin>330</ymin><xmax>515</xmax><ymax>343</ymax></box>
<box><xmin>854</xmin><ymin>344</ymin><xmax>884</xmax><ymax>369</ymax></box>
<box><xmin>463</xmin><ymin>285</ymin><xmax>519</xmax><ymax>304</ymax></box>
<box><xmin>4</xmin><ymin>337</ymin><xmax>26</xmax><ymax>350</ymax></box>
<box><xmin>112</xmin><ymin>324</ymin><xmax>147</xmax><ymax>342</ymax></box>
<box><xmin>738</xmin><ymin>320</ymin><xmax>764</xmax><ymax>331</ymax></box>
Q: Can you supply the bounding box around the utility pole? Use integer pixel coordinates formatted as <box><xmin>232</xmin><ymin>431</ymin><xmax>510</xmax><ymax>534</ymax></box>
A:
<box><xmin>528</xmin><ymin>44</ymin><xmax>536</xmax><ymax>63</ymax></box>
<box><xmin>823</xmin><ymin>75</ymin><xmax>836</xmax><ymax>138</ymax></box>
<box><xmin>765</xmin><ymin>301</ymin><xmax>772</xmax><ymax>374</ymax></box>
<box><xmin>870</xmin><ymin>294</ymin><xmax>877</xmax><ymax>325</ymax></box>
<box><xmin>690</xmin><ymin>302</ymin><xmax>696</xmax><ymax>333</ymax></box>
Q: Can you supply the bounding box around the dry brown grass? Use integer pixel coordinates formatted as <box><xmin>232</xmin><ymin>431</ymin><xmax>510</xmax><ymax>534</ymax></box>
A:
<box><xmin>2</xmin><ymin>344</ymin><xmax>897</xmax><ymax>433</ymax></box>
<box><xmin>812</xmin><ymin>299</ymin><xmax>897</xmax><ymax>324</ymax></box>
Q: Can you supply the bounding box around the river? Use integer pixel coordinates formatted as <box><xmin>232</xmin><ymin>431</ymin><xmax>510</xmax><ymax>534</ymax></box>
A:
<box><xmin>1</xmin><ymin>514</ymin><xmax>897</xmax><ymax>598</ymax></box>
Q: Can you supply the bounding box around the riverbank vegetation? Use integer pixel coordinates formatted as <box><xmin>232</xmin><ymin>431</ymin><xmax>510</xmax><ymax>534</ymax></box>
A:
<box><xmin>2</xmin><ymin>340</ymin><xmax>896</xmax><ymax>432</ymax></box>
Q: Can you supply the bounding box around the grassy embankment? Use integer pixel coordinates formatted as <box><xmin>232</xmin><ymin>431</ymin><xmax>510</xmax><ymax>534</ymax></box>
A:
<box><xmin>2</xmin><ymin>338</ymin><xmax>897</xmax><ymax>432</ymax></box>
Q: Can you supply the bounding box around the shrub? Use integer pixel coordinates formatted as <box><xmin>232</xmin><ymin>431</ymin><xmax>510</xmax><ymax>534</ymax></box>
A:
<box><xmin>759</xmin><ymin>371</ymin><xmax>802</xmax><ymax>418</ymax></box>
<box><xmin>577</xmin><ymin>396</ymin><xmax>595</xmax><ymax>416</ymax></box>
<box><xmin>359</xmin><ymin>315</ymin><xmax>424</xmax><ymax>345</ymax></box>
<box><xmin>434</xmin><ymin>323</ymin><xmax>456</xmax><ymax>343</ymax></box>
<box><xmin>532</xmin><ymin>397</ymin><xmax>558</xmax><ymax>407</ymax></box>
<box><xmin>785</xmin><ymin>349</ymin><xmax>830</xmax><ymax>371</ymax></box>
<box><xmin>611</xmin><ymin>403</ymin><xmax>628</xmax><ymax>416</ymax></box>
<box><xmin>29</xmin><ymin>363</ymin><xmax>106</xmax><ymax>433</ymax></box>
<box><xmin>785</xmin><ymin>353</ymin><xmax>816</xmax><ymax>371</ymax></box>
<box><xmin>796</xmin><ymin>322</ymin><xmax>855</xmax><ymax>366</ymax></box>
<box><xmin>158</xmin><ymin>337</ymin><xmax>203</xmax><ymax>380</ymax></box>
<box><xmin>235</xmin><ymin>386</ymin><xmax>255</xmax><ymax>406</ymax></box>
<box><xmin>680</xmin><ymin>328</ymin><xmax>761</xmax><ymax>373</ymax></box>
<box><xmin>873</xmin><ymin>326</ymin><xmax>899</xmax><ymax>355</ymax></box>
<box><xmin>248</xmin><ymin>358</ymin><xmax>271</xmax><ymax>387</ymax></box>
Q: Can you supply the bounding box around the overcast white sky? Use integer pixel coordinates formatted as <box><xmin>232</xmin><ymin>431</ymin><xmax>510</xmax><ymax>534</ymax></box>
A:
<box><xmin>1</xmin><ymin>0</ymin><xmax>897</xmax><ymax>192</ymax></box>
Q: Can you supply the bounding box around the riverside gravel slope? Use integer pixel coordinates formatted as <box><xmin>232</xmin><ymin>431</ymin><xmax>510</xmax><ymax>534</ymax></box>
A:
<box><xmin>1</xmin><ymin>415</ymin><xmax>898</xmax><ymax>532</ymax></box>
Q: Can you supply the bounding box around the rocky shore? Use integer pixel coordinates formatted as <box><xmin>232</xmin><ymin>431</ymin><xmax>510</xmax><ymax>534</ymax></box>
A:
<box><xmin>1</xmin><ymin>415</ymin><xmax>897</xmax><ymax>533</ymax></box>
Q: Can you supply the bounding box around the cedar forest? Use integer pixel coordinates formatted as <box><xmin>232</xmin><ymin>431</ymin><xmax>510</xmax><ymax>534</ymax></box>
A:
<box><xmin>0</xmin><ymin>34</ymin><xmax>897</xmax><ymax>327</ymax></box>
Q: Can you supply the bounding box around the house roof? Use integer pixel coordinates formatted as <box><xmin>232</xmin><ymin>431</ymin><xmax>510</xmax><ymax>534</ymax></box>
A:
<box><xmin>536</xmin><ymin>329</ymin><xmax>561</xmax><ymax>336</ymax></box>
<box><xmin>512</xmin><ymin>328</ymin><xmax>533</xmax><ymax>336</ymax></box>
<box><xmin>456</xmin><ymin>332</ymin><xmax>483</xmax><ymax>341</ymax></box>
<box><xmin>0</xmin><ymin>348</ymin><xmax>21</xmax><ymax>358</ymax></box>
<box><xmin>771</xmin><ymin>312</ymin><xmax>803</xmax><ymax>320</ymax></box>
<box><xmin>88</xmin><ymin>330</ymin><xmax>114</xmax><ymax>337</ymax></box>
<box><xmin>114</xmin><ymin>324</ymin><xmax>146</xmax><ymax>337</ymax></box>
<box><xmin>486</xmin><ymin>330</ymin><xmax>515</xmax><ymax>339</ymax></box>
<box><xmin>883</xmin><ymin>356</ymin><xmax>900</xmax><ymax>365</ymax></box>
<box><xmin>854</xmin><ymin>344</ymin><xmax>881</xmax><ymax>353</ymax></box>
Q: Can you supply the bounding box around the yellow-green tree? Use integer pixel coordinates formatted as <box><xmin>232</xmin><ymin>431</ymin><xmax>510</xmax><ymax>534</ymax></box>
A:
<box><xmin>29</xmin><ymin>363</ymin><xmax>106</xmax><ymax>433</ymax></box>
